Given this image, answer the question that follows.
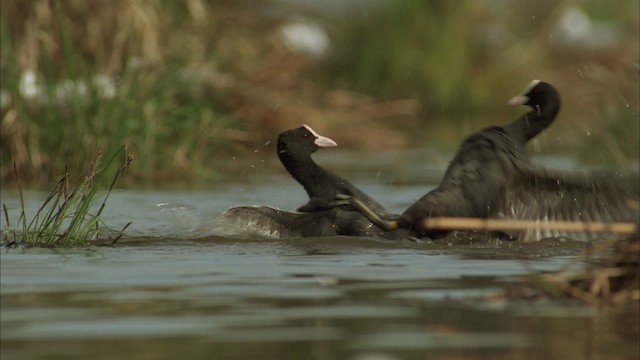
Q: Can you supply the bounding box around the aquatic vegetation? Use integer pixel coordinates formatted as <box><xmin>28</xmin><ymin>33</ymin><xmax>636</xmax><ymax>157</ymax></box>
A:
<box><xmin>324</xmin><ymin>0</ymin><xmax>639</xmax><ymax>161</ymax></box>
<box><xmin>0</xmin><ymin>1</ymin><xmax>247</xmax><ymax>186</ymax></box>
<box><xmin>1</xmin><ymin>146</ymin><xmax>132</xmax><ymax>247</ymax></box>
<box><xmin>539</xmin><ymin>237</ymin><xmax>639</xmax><ymax>305</ymax></box>
<box><xmin>502</xmin><ymin>236</ymin><xmax>640</xmax><ymax>306</ymax></box>
<box><xmin>1</xmin><ymin>1</ymin><xmax>637</xmax><ymax>187</ymax></box>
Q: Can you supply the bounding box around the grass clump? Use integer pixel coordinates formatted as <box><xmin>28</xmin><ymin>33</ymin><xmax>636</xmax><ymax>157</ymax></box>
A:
<box><xmin>1</xmin><ymin>146</ymin><xmax>132</xmax><ymax>247</ymax></box>
<box><xmin>1</xmin><ymin>1</ymin><xmax>637</xmax><ymax>187</ymax></box>
<box><xmin>500</xmin><ymin>237</ymin><xmax>640</xmax><ymax>306</ymax></box>
<box><xmin>0</xmin><ymin>1</ymin><xmax>244</xmax><ymax>186</ymax></box>
<box><xmin>323</xmin><ymin>0</ymin><xmax>639</xmax><ymax>162</ymax></box>
<box><xmin>535</xmin><ymin>237</ymin><xmax>639</xmax><ymax>306</ymax></box>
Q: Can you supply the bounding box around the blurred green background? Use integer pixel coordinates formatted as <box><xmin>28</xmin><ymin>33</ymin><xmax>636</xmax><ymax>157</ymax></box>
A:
<box><xmin>1</xmin><ymin>0</ymin><xmax>638</xmax><ymax>187</ymax></box>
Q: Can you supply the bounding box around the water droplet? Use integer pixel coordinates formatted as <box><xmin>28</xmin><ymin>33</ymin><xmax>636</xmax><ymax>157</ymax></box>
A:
<box><xmin>586</xmin><ymin>131</ymin><xmax>591</xmax><ymax>136</ymax></box>
<box><xmin>254</xmin><ymin>149</ymin><xmax>259</xmax><ymax>153</ymax></box>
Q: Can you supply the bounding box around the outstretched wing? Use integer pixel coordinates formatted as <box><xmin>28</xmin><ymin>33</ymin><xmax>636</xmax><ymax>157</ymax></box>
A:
<box><xmin>502</xmin><ymin>166</ymin><xmax>639</xmax><ymax>240</ymax></box>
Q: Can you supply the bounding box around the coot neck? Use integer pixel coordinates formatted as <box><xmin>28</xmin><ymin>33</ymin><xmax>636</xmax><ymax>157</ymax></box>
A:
<box><xmin>277</xmin><ymin>147</ymin><xmax>324</xmax><ymax>191</ymax></box>
<box><xmin>504</xmin><ymin>101</ymin><xmax>560</xmax><ymax>143</ymax></box>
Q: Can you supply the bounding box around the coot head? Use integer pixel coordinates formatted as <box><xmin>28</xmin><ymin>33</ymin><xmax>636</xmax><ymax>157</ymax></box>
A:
<box><xmin>277</xmin><ymin>124</ymin><xmax>337</xmax><ymax>158</ymax></box>
<box><xmin>508</xmin><ymin>80</ymin><xmax>559</xmax><ymax>109</ymax></box>
<box><xmin>503</xmin><ymin>80</ymin><xmax>561</xmax><ymax>142</ymax></box>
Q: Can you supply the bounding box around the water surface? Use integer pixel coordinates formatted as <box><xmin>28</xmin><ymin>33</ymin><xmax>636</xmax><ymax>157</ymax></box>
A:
<box><xmin>1</xmin><ymin>151</ymin><xmax>638</xmax><ymax>360</ymax></box>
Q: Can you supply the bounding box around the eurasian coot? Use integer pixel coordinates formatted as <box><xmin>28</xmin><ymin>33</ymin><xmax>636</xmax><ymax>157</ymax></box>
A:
<box><xmin>350</xmin><ymin>80</ymin><xmax>638</xmax><ymax>240</ymax></box>
<box><xmin>215</xmin><ymin>125</ymin><xmax>413</xmax><ymax>240</ymax></box>
<box><xmin>277</xmin><ymin>125</ymin><xmax>390</xmax><ymax>218</ymax></box>
<box><xmin>399</xmin><ymin>80</ymin><xmax>562</xmax><ymax>235</ymax></box>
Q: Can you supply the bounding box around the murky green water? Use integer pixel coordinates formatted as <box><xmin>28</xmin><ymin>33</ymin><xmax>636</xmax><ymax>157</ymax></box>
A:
<box><xmin>1</xmin><ymin>152</ymin><xmax>638</xmax><ymax>360</ymax></box>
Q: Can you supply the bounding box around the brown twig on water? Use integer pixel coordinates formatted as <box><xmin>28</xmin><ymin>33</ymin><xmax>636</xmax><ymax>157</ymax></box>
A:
<box><xmin>423</xmin><ymin>217</ymin><xmax>637</xmax><ymax>235</ymax></box>
<box><xmin>537</xmin><ymin>237</ymin><xmax>639</xmax><ymax>306</ymax></box>
<box><xmin>498</xmin><ymin>236</ymin><xmax>640</xmax><ymax>306</ymax></box>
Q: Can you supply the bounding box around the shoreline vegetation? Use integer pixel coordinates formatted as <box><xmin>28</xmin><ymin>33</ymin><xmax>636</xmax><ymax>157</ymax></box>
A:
<box><xmin>1</xmin><ymin>1</ymin><xmax>638</xmax><ymax>188</ymax></box>
<box><xmin>510</xmin><ymin>236</ymin><xmax>639</xmax><ymax>306</ymax></box>
<box><xmin>1</xmin><ymin>146</ymin><xmax>132</xmax><ymax>247</ymax></box>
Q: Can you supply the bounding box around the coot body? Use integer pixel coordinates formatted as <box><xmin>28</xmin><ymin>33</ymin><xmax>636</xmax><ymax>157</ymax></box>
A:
<box><xmin>218</xmin><ymin>205</ymin><xmax>412</xmax><ymax>240</ymax></box>
<box><xmin>277</xmin><ymin>125</ymin><xmax>390</xmax><ymax>218</ymax></box>
<box><xmin>403</xmin><ymin>80</ymin><xmax>638</xmax><ymax>239</ymax></box>
<box><xmin>401</xmin><ymin>80</ymin><xmax>561</xmax><ymax>236</ymax></box>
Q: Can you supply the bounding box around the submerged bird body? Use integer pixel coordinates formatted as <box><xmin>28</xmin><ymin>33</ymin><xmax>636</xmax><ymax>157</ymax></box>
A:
<box><xmin>217</xmin><ymin>205</ymin><xmax>412</xmax><ymax>240</ymax></box>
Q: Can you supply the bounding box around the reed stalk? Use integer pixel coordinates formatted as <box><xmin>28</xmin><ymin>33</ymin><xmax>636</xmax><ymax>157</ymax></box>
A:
<box><xmin>1</xmin><ymin>146</ymin><xmax>132</xmax><ymax>247</ymax></box>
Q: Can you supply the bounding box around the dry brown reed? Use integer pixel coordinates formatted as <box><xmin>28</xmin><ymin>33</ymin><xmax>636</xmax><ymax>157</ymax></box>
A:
<box><xmin>424</xmin><ymin>217</ymin><xmax>637</xmax><ymax>236</ymax></box>
<box><xmin>1</xmin><ymin>1</ymin><xmax>637</xmax><ymax>186</ymax></box>
<box><xmin>535</xmin><ymin>237</ymin><xmax>639</xmax><ymax>306</ymax></box>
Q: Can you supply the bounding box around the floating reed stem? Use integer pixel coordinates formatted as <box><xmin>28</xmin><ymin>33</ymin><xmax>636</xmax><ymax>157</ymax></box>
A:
<box><xmin>423</xmin><ymin>217</ymin><xmax>637</xmax><ymax>235</ymax></box>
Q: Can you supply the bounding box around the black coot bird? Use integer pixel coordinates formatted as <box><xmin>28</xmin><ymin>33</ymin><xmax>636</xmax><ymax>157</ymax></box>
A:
<box><xmin>215</xmin><ymin>125</ymin><xmax>412</xmax><ymax>239</ymax></box>
<box><xmin>400</xmin><ymin>80</ymin><xmax>562</xmax><ymax>234</ymax></box>
<box><xmin>352</xmin><ymin>80</ymin><xmax>638</xmax><ymax>239</ymax></box>
<box><xmin>277</xmin><ymin>125</ymin><xmax>390</xmax><ymax>219</ymax></box>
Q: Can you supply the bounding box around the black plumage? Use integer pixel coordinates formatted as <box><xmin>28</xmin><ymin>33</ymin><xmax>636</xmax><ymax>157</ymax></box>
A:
<box><xmin>394</xmin><ymin>80</ymin><xmax>563</xmax><ymax>235</ymax></box>
<box><xmin>357</xmin><ymin>80</ymin><xmax>638</xmax><ymax>240</ymax></box>
<box><xmin>217</xmin><ymin>205</ymin><xmax>410</xmax><ymax>239</ymax></box>
<box><xmin>277</xmin><ymin>124</ymin><xmax>389</xmax><ymax>218</ymax></box>
<box><xmin>214</xmin><ymin>125</ymin><xmax>411</xmax><ymax>239</ymax></box>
